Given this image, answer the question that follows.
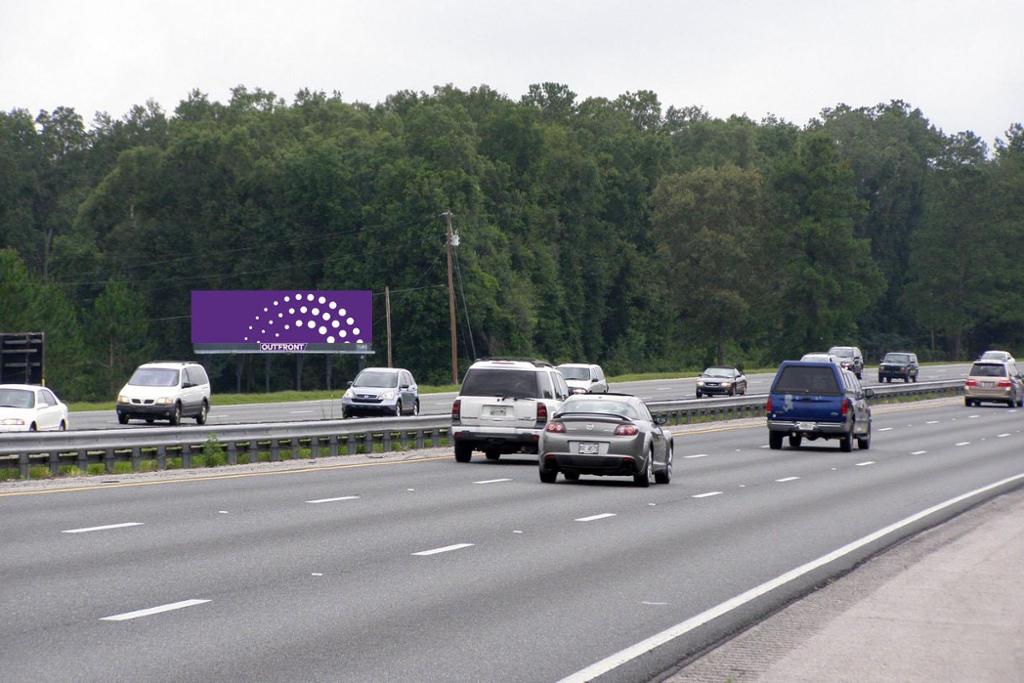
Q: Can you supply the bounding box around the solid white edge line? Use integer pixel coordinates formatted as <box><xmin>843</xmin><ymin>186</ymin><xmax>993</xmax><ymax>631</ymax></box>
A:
<box><xmin>62</xmin><ymin>522</ymin><xmax>144</xmax><ymax>534</ymax></box>
<box><xmin>558</xmin><ymin>472</ymin><xmax>1024</xmax><ymax>683</ymax></box>
<box><xmin>691</xmin><ymin>491</ymin><xmax>722</xmax><ymax>499</ymax></box>
<box><xmin>412</xmin><ymin>543</ymin><xmax>474</xmax><ymax>556</ymax></box>
<box><xmin>305</xmin><ymin>496</ymin><xmax>360</xmax><ymax>504</ymax></box>
<box><xmin>474</xmin><ymin>478</ymin><xmax>513</xmax><ymax>484</ymax></box>
<box><xmin>101</xmin><ymin>599</ymin><xmax>210</xmax><ymax>621</ymax></box>
<box><xmin>575</xmin><ymin>513</ymin><xmax>617</xmax><ymax>522</ymax></box>
<box><xmin>774</xmin><ymin>477</ymin><xmax>799</xmax><ymax>483</ymax></box>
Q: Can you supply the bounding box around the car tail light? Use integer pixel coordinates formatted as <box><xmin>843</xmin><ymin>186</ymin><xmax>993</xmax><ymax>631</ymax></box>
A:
<box><xmin>545</xmin><ymin>421</ymin><xmax>565</xmax><ymax>433</ymax></box>
<box><xmin>765</xmin><ymin>397</ymin><xmax>773</xmax><ymax>414</ymax></box>
<box><xmin>452</xmin><ymin>399</ymin><xmax>461</xmax><ymax>422</ymax></box>
<box><xmin>841</xmin><ymin>398</ymin><xmax>851</xmax><ymax>416</ymax></box>
<box><xmin>965</xmin><ymin>379</ymin><xmax>977</xmax><ymax>387</ymax></box>
<box><xmin>614</xmin><ymin>424</ymin><xmax>639</xmax><ymax>436</ymax></box>
<box><xmin>536</xmin><ymin>402</ymin><xmax>548</xmax><ymax>423</ymax></box>
<box><xmin>998</xmin><ymin>380</ymin><xmax>1012</xmax><ymax>388</ymax></box>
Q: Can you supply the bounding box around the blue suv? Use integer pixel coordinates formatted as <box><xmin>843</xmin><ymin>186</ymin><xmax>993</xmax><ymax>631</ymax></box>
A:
<box><xmin>766</xmin><ymin>361</ymin><xmax>874</xmax><ymax>452</ymax></box>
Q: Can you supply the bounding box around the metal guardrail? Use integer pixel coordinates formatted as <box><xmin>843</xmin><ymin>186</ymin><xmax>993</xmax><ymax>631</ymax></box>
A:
<box><xmin>0</xmin><ymin>380</ymin><xmax>965</xmax><ymax>479</ymax></box>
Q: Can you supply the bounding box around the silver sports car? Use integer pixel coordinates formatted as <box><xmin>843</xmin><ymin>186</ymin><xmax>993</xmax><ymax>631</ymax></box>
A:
<box><xmin>538</xmin><ymin>393</ymin><xmax>673</xmax><ymax>487</ymax></box>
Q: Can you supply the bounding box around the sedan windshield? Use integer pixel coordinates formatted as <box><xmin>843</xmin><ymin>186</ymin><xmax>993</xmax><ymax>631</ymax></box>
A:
<box><xmin>560</xmin><ymin>399</ymin><xmax>638</xmax><ymax>419</ymax></box>
<box><xmin>969</xmin><ymin>363</ymin><xmax>1008</xmax><ymax>378</ymax></box>
<box><xmin>557</xmin><ymin>366</ymin><xmax>591</xmax><ymax>381</ymax></box>
<box><xmin>0</xmin><ymin>388</ymin><xmax>34</xmax><ymax>409</ymax></box>
<box><xmin>884</xmin><ymin>354</ymin><xmax>911</xmax><ymax>363</ymax></box>
<box><xmin>354</xmin><ymin>370</ymin><xmax>399</xmax><ymax>388</ymax></box>
<box><xmin>702</xmin><ymin>368</ymin><xmax>734</xmax><ymax>378</ymax></box>
<box><xmin>128</xmin><ymin>368</ymin><xmax>180</xmax><ymax>387</ymax></box>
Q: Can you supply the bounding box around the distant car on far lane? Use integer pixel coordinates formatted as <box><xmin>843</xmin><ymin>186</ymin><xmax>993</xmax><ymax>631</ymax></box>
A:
<box><xmin>978</xmin><ymin>350</ymin><xmax>1015</xmax><ymax>363</ymax></box>
<box><xmin>695</xmin><ymin>367</ymin><xmax>747</xmax><ymax>397</ymax></box>
<box><xmin>964</xmin><ymin>360</ymin><xmax>1024</xmax><ymax>407</ymax></box>
<box><xmin>828</xmin><ymin>346</ymin><xmax>864</xmax><ymax>379</ymax></box>
<box><xmin>0</xmin><ymin>384</ymin><xmax>69</xmax><ymax>432</ymax></box>
<box><xmin>556</xmin><ymin>363</ymin><xmax>608</xmax><ymax>395</ymax></box>
<box><xmin>878</xmin><ymin>352</ymin><xmax>919</xmax><ymax>383</ymax></box>
<box><xmin>800</xmin><ymin>352</ymin><xmax>840</xmax><ymax>364</ymax></box>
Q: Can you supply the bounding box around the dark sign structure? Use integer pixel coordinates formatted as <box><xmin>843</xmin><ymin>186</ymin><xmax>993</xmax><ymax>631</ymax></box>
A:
<box><xmin>0</xmin><ymin>332</ymin><xmax>44</xmax><ymax>384</ymax></box>
<box><xmin>191</xmin><ymin>290</ymin><xmax>373</xmax><ymax>355</ymax></box>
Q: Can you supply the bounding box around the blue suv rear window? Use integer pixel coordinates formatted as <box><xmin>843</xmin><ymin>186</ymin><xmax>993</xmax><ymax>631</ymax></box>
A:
<box><xmin>773</xmin><ymin>366</ymin><xmax>841</xmax><ymax>395</ymax></box>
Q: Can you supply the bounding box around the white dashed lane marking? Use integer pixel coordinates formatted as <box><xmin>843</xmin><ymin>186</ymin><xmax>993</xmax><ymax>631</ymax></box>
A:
<box><xmin>412</xmin><ymin>543</ymin><xmax>474</xmax><ymax>556</ymax></box>
<box><xmin>911</xmin><ymin>450</ymin><xmax>927</xmax><ymax>455</ymax></box>
<box><xmin>306</xmin><ymin>496</ymin><xmax>359</xmax><ymax>504</ymax></box>
<box><xmin>955</xmin><ymin>442</ymin><xmax>971</xmax><ymax>447</ymax></box>
<box><xmin>474</xmin><ymin>478</ymin><xmax>512</xmax><ymax>484</ymax></box>
<box><xmin>775</xmin><ymin>476</ymin><xmax>800</xmax><ymax>483</ymax></box>
<box><xmin>878</xmin><ymin>427</ymin><xmax>893</xmax><ymax>432</ymax></box>
<box><xmin>101</xmin><ymin>599</ymin><xmax>210</xmax><ymax>621</ymax></box>
<box><xmin>684</xmin><ymin>454</ymin><xmax>709</xmax><ymax>459</ymax></box>
<box><xmin>575</xmin><ymin>513</ymin><xmax>617</xmax><ymax>522</ymax></box>
<box><xmin>998</xmin><ymin>433</ymin><xmax>1011</xmax><ymax>438</ymax></box>
<box><xmin>926</xmin><ymin>420</ymin><xmax>939</xmax><ymax>424</ymax></box>
<box><xmin>62</xmin><ymin>522</ymin><xmax>143</xmax><ymax>534</ymax></box>
<box><xmin>692</xmin><ymin>491</ymin><xmax>723</xmax><ymax>499</ymax></box>
<box><xmin>855</xmin><ymin>461</ymin><xmax>875</xmax><ymax>467</ymax></box>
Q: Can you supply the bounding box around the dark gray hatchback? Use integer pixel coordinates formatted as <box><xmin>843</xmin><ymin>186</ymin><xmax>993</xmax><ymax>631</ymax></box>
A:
<box><xmin>766</xmin><ymin>361</ymin><xmax>874</xmax><ymax>452</ymax></box>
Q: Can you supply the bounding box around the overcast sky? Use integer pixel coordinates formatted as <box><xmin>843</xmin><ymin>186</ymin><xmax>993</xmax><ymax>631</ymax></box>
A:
<box><xmin>1</xmin><ymin>0</ymin><xmax>1020</xmax><ymax>147</ymax></box>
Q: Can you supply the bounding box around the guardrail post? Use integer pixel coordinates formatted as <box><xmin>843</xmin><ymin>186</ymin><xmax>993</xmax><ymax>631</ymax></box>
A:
<box><xmin>432</xmin><ymin>428</ymin><xmax>440</xmax><ymax>448</ymax></box>
<box><xmin>131</xmin><ymin>447</ymin><xmax>141</xmax><ymax>472</ymax></box>
<box><xmin>399</xmin><ymin>429</ymin><xmax>408</xmax><ymax>450</ymax></box>
<box><xmin>347</xmin><ymin>433</ymin><xmax>357</xmax><ymax>455</ymax></box>
<box><xmin>49</xmin><ymin>451</ymin><xmax>60</xmax><ymax>476</ymax></box>
<box><xmin>311</xmin><ymin>436</ymin><xmax>320</xmax><ymax>459</ymax></box>
<box><xmin>290</xmin><ymin>437</ymin><xmax>300</xmax><ymax>460</ymax></box>
<box><xmin>227</xmin><ymin>441</ymin><xmax>238</xmax><ymax>466</ymax></box>
<box><xmin>104</xmin><ymin>448</ymin><xmax>115</xmax><ymax>474</ymax></box>
<box><xmin>270</xmin><ymin>439</ymin><xmax>280</xmax><ymax>462</ymax></box>
<box><xmin>157</xmin><ymin>445</ymin><xmax>166</xmax><ymax>470</ymax></box>
<box><xmin>415</xmin><ymin>430</ymin><xmax>424</xmax><ymax>449</ymax></box>
<box><xmin>182</xmin><ymin>444</ymin><xmax>192</xmax><ymax>469</ymax></box>
<box><xmin>364</xmin><ymin>431</ymin><xmax>374</xmax><ymax>455</ymax></box>
<box><xmin>382</xmin><ymin>430</ymin><xmax>392</xmax><ymax>452</ymax></box>
<box><xmin>328</xmin><ymin>435</ymin><xmax>338</xmax><ymax>457</ymax></box>
<box><xmin>19</xmin><ymin>452</ymin><xmax>29</xmax><ymax>479</ymax></box>
<box><xmin>77</xmin><ymin>449</ymin><xmax>88</xmax><ymax>473</ymax></box>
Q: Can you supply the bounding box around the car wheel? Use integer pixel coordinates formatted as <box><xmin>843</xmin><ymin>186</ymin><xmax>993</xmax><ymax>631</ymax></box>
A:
<box><xmin>539</xmin><ymin>467</ymin><xmax>557</xmax><ymax>484</ymax></box>
<box><xmin>857</xmin><ymin>431</ymin><xmax>871</xmax><ymax>449</ymax></box>
<box><xmin>413</xmin><ymin>400</ymin><xmax>420</xmax><ymax>416</ymax></box>
<box><xmin>395</xmin><ymin>401</ymin><xmax>404</xmax><ymax>417</ymax></box>
<box><xmin>342</xmin><ymin>409</ymin><xmax>351</xmax><ymax>419</ymax></box>
<box><xmin>655</xmin><ymin>444</ymin><xmax>672</xmax><ymax>484</ymax></box>
<box><xmin>485</xmin><ymin>449</ymin><xmax>501</xmax><ymax>461</ymax></box>
<box><xmin>454</xmin><ymin>442</ymin><xmax>473</xmax><ymax>463</ymax></box>
<box><xmin>964</xmin><ymin>398</ymin><xmax>973</xmax><ymax>407</ymax></box>
<box><xmin>169</xmin><ymin>403</ymin><xmax>181</xmax><ymax>426</ymax></box>
<box><xmin>788</xmin><ymin>434</ymin><xmax>802</xmax><ymax>449</ymax></box>
<box><xmin>729</xmin><ymin>386</ymin><xmax>735</xmax><ymax>396</ymax></box>
<box><xmin>29</xmin><ymin>423</ymin><xmax>37</xmax><ymax>432</ymax></box>
<box><xmin>633</xmin><ymin>449</ymin><xmax>654</xmax><ymax>487</ymax></box>
<box><xmin>913</xmin><ymin>374</ymin><xmax>918</xmax><ymax>383</ymax></box>
<box><xmin>563</xmin><ymin>471</ymin><xmax>580</xmax><ymax>482</ymax></box>
<box><xmin>117</xmin><ymin>411</ymin><xmax>129</xmax><ymax>425</ymax></box>
<box><xmin>59</xmin><ymin>420</ymin><xmax>66</xmax><ymax>431</ymax></box>
<box><xmin>769</xmin><ymin>431</ymin><xmax>783</xmax><ymax>450</ymax></box>
<box><xmin>195</xmin><ymin>401</ymin><xmax>208</xmax><ymax>425</ymax></box>
<box><xmin>839</xmin><ymin>432</ymin><xmax>853</xmax><ymax>452</ymax></box>
<box><xmin>695</xmin><ymin>391</ymin><xmax>702</xmax><ymax>398</ymax></box>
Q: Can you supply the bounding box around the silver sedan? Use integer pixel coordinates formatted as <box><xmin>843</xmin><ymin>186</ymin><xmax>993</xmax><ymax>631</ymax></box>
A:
<box><xmin>538</xmin><ymin>393</ymin><xmax>673</xmax><ymax>487</ymax></box>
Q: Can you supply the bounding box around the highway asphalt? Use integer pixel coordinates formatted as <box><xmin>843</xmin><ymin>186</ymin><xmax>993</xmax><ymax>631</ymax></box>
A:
<box><xmin>68</xmin><ymin>363</ymin><xmax>971</xmax><ymax>431</ymax></box>
<box><xmin>2</xmin><ymin>394</ymin><xmax>1020</xmax><ymax>681</ymax></box>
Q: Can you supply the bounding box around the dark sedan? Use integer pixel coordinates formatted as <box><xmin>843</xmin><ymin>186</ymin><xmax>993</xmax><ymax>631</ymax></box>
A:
<box><xmin>696</xmin><ymin>367</ymin><xmax>747</xmax><ymax>397</ymax></box>
<box><xmin>538</xmin><ymin>393</ymin><xmax>673</xmax><ymax>487</ymax></box>
<box><xmin>878</xmin><ymin>352</ymin><xmax>919</xmax><ymax>383</ymax></box>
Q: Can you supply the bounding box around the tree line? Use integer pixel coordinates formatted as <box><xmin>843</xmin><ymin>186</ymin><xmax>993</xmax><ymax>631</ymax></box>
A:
<box><xmin>1</xmin><ymin>84</ymin><xmax>1022</xmax><ymax>400</ymax></box>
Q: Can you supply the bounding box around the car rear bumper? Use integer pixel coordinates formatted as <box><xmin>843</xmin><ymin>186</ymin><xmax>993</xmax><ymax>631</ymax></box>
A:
<box><xmin>964</xmin><ymin>387</ymin><xmax>1014</xmax><ymax>400</ymax></box>
<box><xmin>451</xmin><ymin>426</ymin><xmax>543</xmax><ymax>453</ymax></box>
<box><xmin>542</xmin><ymin>452</ymin><xmax>641</xmax><ymax>476</ymax></box>
<box><xmin>768</xmin><ymin>419</ymin><xmax>849</xmax><ymax>436</ymax></box>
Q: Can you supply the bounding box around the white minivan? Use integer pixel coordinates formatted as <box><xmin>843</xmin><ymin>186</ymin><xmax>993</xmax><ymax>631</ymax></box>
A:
<box><xmin>116</xmin><ymin>362</ymin><xmax>211</xmax><ymax>425</ymax></box>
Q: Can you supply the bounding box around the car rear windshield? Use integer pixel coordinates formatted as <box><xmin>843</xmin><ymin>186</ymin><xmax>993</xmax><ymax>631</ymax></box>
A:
<box><xmin>772</xmin><ymin>366</ymin><xmax>841</xmax><ymax>395</ymax></box>
<box><xmin>560</xmin><ymin>399</ymin><xmax>637</xmax><ymax>418</ymax></box>
<box><xmin>828</xmin><ymin>347</ymin><xmax>855</xmax><ymax>358</ymax></box>
<box><xmin>460</xmin><ymin>369</ymin><xmax>540</xmax><ymax>399</ymax></box>
<box><xmin>558</xmin><ymin>366</ymin><xmax>590</xmax><ymax>380</ymax></box>
<box><xmin>128</xmin><ymin>368</ymin><xmax>180</xmax><ymax>387</ymax></box>
<box><xmin>0</xmin><ymin>388</ymin><xmax>33</xmax><ymax>409</ymax></box>
<box><xmin>884</xmin><ymin>354</ymin><xmax>912</xmax><ymax>363</ymax></box>
<box><xmin>354</xmin><ymin>370</ymin><xmax>399</xmax><ymax>388</ymax></box>
<box><xmin>969</xmin><ymin>363</ymin><xmax>1007</xmax><ymax>378</ymax></box>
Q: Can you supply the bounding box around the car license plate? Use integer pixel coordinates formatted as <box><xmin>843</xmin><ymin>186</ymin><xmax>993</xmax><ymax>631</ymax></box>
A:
<box><xmin>487</xmin><ymin>406</ymin><xmax>508</xmax><ymax>417</ymax></box>
<box><xmin>796</xmin><ymin>422</ymin><xmax>816</xmax><ymax>432</ymax></box>
<box><xmin>982</xmin><ymin>381</ymin><xmax>994</xmax><ymax>388</ymax></box>
<box><xmin>578</xmin><ymin>442</ymin><xmax>600</xmax><ymax>455</ymax></box>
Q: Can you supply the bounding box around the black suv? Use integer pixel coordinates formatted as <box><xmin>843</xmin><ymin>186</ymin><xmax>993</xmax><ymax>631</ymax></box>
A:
<box><xmin>878</xmin><ymin>352</ymin><xmax>919</xmax><ymax>383</ymax></box>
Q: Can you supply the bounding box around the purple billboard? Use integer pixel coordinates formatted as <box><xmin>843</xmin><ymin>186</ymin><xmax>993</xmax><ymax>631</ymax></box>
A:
<box><xmin>192</xmin><ymin>290</ymin><xmax>372</xmax><ymax>352</ymax></box>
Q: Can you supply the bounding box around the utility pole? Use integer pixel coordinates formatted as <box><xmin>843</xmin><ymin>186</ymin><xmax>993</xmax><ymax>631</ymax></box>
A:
<box><xmin>385</xmin><ymin>285</ymin><xmax>393</xmax><ymax>368</ymax></box>
<box><xmin>443</xmin><ymin>210</ymin><xmax>458</xmax><ymax>384</ymax></box>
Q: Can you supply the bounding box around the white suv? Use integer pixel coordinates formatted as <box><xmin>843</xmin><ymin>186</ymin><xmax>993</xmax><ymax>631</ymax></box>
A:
<box><xmin>451</xmin><ymin>359</ymin><xmax>569</xmax><ymax>462</ymax></box>
<box><xmin>116</xmin><ymin>362</ymin><xmax>211</xmax><ymax>426</ymax></box>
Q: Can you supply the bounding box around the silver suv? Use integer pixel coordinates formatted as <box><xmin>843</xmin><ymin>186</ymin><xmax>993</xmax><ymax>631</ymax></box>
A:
<box><xmin>451</xmin><ymin>359</ymin><xmax>568</xmax><ymax>462</ymax></box>
<box><xmin>827</xmin><ymin>346</ymin><xmax>864</xmax><ymax>379</ymax></box>
<box><xmin>342</xmin><ymin>367</ymin><xmax>419</xmax><ymax>418</ymax></box>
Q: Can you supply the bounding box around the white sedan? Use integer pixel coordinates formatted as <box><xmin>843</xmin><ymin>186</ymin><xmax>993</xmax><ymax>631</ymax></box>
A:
<box><xmin>0</xmin><ymin>384</ymin><xmax>70</xmax><ymax>432</ymax></box>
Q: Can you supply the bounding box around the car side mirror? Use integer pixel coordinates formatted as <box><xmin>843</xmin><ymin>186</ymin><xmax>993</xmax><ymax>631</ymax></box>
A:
<box><xmin>654</xmin><ymin>414</ymin><xmax>668</xmax><ymax>425</ymax></box>
<box><xmin>347</xmin><ymin>380</ymin><xmax>353</xmax><ymax>387</ymax></box>
<box><xmin>400</xmin><ymin>384</ymin><xmax>410</xmax><ymax>389</ymax></box>
<box><xmin>864</xmin><ymin>388</ymin><xmax>875</xmax><ymax>399</ymax></box>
